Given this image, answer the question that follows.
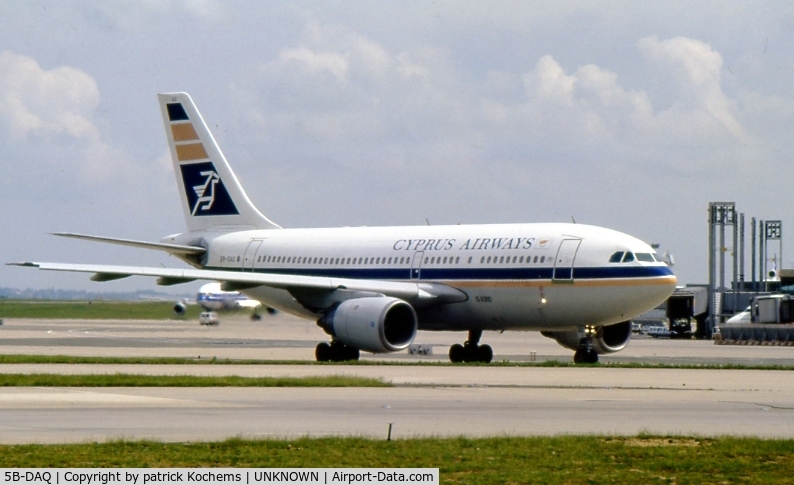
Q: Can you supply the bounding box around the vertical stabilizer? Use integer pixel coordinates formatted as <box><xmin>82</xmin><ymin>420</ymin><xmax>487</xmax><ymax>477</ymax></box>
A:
<box><xmin>158</xmin><ymin>92</ymin><xmax>280</xmax><ymax>232</ymax></box>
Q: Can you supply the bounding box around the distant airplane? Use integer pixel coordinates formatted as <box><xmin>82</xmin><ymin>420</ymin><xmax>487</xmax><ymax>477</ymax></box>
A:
<box><xmin>172</xmin><ymin>282</ymin><xmax>264</xmax><ymax>316</ymax></box>
<box><xmin>12</xmin><ymin>92</ymin><xmax>676</xmax><ymax>364</ymax></box>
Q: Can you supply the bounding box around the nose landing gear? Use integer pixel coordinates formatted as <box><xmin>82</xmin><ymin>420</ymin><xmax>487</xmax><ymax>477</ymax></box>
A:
<box><xmin>573</xmin><ymin>325</ymin><xmax>599</xmax><ymax>364</ymax></box>
<box><xmin>449</xmin><ymin>329</ymin><xmax>493</xmax><ymax>363</ymax></box>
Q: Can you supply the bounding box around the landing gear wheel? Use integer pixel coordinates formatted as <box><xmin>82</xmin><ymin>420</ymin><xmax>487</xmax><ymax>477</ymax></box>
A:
<box><xmin>329</xmin><ymin>342</ymin><xmax>360</xmax><ymax>362</ymax></box>
<box><xmin>315</xmin><ymin>342</ymin><xmax>332</xmax><ymax>362</ymax></box>
<box><xmin>449</xmin><ymin>330</ymin><xmax>494</xmax><ymax>363</ymax></box>
<box><xmin>449</xmin><ymin>343</ymin><xmax>465</xmax><ymax>363</ymax></box>
<box><xmin>477</xmin><ymin>344</ymin><xmax>493</xmax><ymax>363</ymax></box>
<box><xmin>316</xmin><ymin>342</ymin><xmax>359</xmax><ymax>362</ymax></box>
<box><xmin>573</xmin><ymin>348</ymin><xmax>599</xmax><ymax>364</ymax></box>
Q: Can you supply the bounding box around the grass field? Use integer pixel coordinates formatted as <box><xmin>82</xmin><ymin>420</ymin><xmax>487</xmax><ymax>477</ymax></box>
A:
<box><xmin>0</xmin><ymin>436</ymin><xmax>791</xmax><ymax>483</ymax></box>
<box><xmin>0</xmin><ymin>373</ymin><xmax>389</xmax><ymax>387</ymax></box>
<box><xmin>1</xmin><ymin>353</ymin><xmax>793</xmax><ymax>371</ymax></box>
<box><xmin>0</xmin><ymin>300</ymin><xmax>203</xmax><ymax>319</ymax></box>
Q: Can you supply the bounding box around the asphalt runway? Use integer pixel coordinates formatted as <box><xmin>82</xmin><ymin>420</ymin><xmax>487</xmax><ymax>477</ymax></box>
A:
<box><xmin>1</xmin><ymin>314</ymin><xmax>793</xmax><ymax>442</ymax></box>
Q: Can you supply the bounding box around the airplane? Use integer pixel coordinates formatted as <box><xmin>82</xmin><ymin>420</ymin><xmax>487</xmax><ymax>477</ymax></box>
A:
<box><xmin>11</xmin><ymin>92</ymin><xmax>677</xmax><ymax>364</ymax></box>
<box><xmin>171</xmin><ymin>282</ymin><xmax>263</xmax><ymax>316</ymax></box>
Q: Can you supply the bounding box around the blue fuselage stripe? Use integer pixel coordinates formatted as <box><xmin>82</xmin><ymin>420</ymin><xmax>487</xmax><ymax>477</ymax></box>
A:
<box><xmin>205</xmin><ymin>265</ymin><xmax>674</xmax><ymax>281</ymax></box>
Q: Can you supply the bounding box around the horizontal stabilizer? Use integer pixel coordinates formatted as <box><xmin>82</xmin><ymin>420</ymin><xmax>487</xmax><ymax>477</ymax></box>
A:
<box><xmin>53</xmin><ymin>233</ymin><xmax>206</xmax><ymax>256</ymax></box>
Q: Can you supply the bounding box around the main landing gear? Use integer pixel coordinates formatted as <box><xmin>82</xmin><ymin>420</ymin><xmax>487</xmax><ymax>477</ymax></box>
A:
<box><xmin>315</xmin><ymin>341</ymin><xmax>360</xmax><ymax>362</ymax></box>
<box><xmin>449</xmin><ymin>329</ymin><xmax>493</xmax><ymax>363</ymax></box>
<box><xmin>573</xmin><ymin>327</ymin><xmax>599</xmax><ymax>364</ymax></box>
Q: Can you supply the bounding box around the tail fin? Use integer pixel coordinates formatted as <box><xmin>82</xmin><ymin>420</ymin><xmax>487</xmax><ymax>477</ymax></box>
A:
<box><xmin>158</xmin><ymin>92</ymin><xmax>280</xmax><ymax>232</ymax></box>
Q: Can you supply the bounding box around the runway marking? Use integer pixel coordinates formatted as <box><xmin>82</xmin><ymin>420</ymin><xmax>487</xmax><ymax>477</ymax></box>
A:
<box><xmin>720</xmin><ymin>401</ymin><xmax>794</xmax><ymax>410</ymax></box>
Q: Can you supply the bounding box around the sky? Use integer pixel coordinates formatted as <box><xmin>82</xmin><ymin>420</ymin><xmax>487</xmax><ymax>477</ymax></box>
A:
<box><xmin>1</xmin><ymin>1</ymin><xmax>793</xmax><ymax>294</ymax></box>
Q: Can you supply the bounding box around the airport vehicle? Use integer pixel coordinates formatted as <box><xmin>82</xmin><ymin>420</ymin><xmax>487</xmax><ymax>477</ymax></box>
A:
<box><xmin>199</xmin><ymin>311</ymin><xmax>219</xmax><ymax>326</ymax></box>
<box><xmin>726</xmin><ymin>295</ymin><xmax>794</xmax><ymax>325</ymax></box>
<box><xmin>11</xmin><ymin>92</ymin><xmax>676</xmax><ymax>364</ymax></box>
<box><xmin>726</xmin><ymin>306</ymin><xmax>752</xmax><ymax>325</ymax></box>
<box><xmin>647</xmin><ymin>326</ymin><xmax>672</xmax><ymax>338</ymax></box>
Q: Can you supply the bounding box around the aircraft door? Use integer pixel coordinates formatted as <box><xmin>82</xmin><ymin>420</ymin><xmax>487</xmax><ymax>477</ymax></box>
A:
<box><xmin>242</xmin><ymin>240</ymin><xmax>263</xmax><ymax>272</ymax></box>
<box><xmin>411</xmin><ymin>251</ymin><xmax>424</xmax><ymax>279</ymax></box>
<box><xmin>553</xmin><ymin>239</ymin><xmax>581</xmax><ymax>282</ymax></box>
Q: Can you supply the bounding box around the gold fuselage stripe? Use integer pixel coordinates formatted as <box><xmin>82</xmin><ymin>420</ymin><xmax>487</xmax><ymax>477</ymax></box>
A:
<box><xmin>449</xmin><ymin>276</ymin><xmax>677</xmax><ymax>288</ymax></box>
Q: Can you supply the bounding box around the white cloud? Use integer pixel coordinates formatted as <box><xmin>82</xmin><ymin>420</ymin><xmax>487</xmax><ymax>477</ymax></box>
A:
<box><xmin>277</xmin><ymin>47</ymin><xmax>349</xmax><ymax>82</ymax></box>
<box><xmin>637</xmin><ymin>35</ymin><xmax>745</xmax><ymax>139</ymax></box>
<box><xmin>0</xmin><ymin>50</ymin><xmax>132</xmax><ymax>181</ymax></box>
<box><xmin>0</xmin><ymin>50</ymin><xmax>100</xmax><ymax>140</ymax></box>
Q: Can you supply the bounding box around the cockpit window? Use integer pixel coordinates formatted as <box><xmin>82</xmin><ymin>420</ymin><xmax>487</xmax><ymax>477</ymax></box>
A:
<box><xmin>609</xmin><ymin>251</ymin><xmax>624</xmax><ymax>263</ymax></box>
<box><xmin>622</xmin><ymin>252</ymin><xmax>635</xmax><ymax>262</ymax></box>
<box><xmin>635</xmin><ymin>253</ymin><xmax>655</xmax><ymax>262</ymax></box>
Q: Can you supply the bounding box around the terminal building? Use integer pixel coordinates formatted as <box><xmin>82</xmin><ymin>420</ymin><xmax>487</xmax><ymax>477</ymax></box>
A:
<box><xmin>637</xmin><ymin>202</ymin><xmax>794</xmax><ymax>344</ymax></box>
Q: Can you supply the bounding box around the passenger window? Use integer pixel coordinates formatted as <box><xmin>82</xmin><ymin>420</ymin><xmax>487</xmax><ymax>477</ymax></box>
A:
<box><xmin>424</xmin><ymin>257</ymin><xmax>428</xmax><ymax>264</ymax></box>
<box><xmin>487</xmin><ymin>256</ymin><xmax>491</xmax><ymax>263</ymax></box>
<box><xmin>519</xmin><ymin>256</ymin><xmax>524</xmax><ymax>263</ymax></box>
<box><xmin>635</xmin><ymin>253</ymin><xmax>655</xmax><ymax>262</ymax></box>
<box><xmin>480</xmin><ymin>256</ymin><xmax>484</xmax><ymax>263</ymax></box>
<box><xmin>540</xmin><ymin>256</ymin><xmax>545</xmax><ymax>263</ymax></box>
<box><xmin>622</xmin><ymin>252</ymin><xmax>635</xmax><ymax>263</ymax></box>
<box><xmin>534</xmin><ymin>256</ymin><xmax>539</xmax><ymax>263</ymax></box>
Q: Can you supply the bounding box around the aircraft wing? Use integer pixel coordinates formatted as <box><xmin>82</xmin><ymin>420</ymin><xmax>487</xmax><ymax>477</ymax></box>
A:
<box><xmin>10</xmin><ymin>262</ymin><xmax>467</xmax><ymax>310</ymax></box>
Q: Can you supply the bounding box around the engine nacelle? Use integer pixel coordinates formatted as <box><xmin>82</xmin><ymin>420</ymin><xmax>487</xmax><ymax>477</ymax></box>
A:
<box><xmin>318</xmin><ymin>297</ymin><xmax>418</xmax><ymax>353</ymax></box>
<box><xmin>173</xmin><ymin>301</ymin><xmax>187</xmax><ymax>316</ymax></box>
<box><xmin>541</xmin><ymin>320</ymin><xmax>632</xmax><ymax>354</ymax></box>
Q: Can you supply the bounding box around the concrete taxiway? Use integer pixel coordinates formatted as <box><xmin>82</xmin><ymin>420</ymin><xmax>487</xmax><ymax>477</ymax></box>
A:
<box><xmin>3</xmin><ymin>313</ymin><xmax>794</xmax><ymax>365</ymax></box>
<box><xmin>0</xmin><ymin>314</ymin><xmax>793</xmax><ymax>442</ymax></box>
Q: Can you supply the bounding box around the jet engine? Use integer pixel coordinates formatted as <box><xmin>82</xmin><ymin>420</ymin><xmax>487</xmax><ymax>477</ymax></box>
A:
<box><xmin>542</xmin><ymin>320</ymin><xmax>632</xmax><ymax>354</ymax></box>
<box><xmin>173</xmin><ymin>301</ymin><xmax>187</xmax><ymax>316</ymax></box>
<box><xmin>318</xmin><ymin>297</ymin><xmax>418</xmax><ymax>353</ymax></box>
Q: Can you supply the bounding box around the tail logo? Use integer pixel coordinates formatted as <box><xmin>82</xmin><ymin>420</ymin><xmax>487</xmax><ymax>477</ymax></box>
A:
<box><xmin>179</xmin><ymin>162</ymin><xmax>239</xmax><ymax>216</ymax></box>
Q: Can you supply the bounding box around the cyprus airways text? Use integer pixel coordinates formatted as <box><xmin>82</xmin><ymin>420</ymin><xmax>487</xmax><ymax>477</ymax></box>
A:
<box><xmin>393</xmin><ymin>237</ymin><xmax>542</xmax><ymax>252</ymax></box>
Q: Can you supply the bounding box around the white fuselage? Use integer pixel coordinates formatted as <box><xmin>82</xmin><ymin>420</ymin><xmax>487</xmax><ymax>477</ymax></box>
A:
<box><xmin>167</xmin><ymin>222</ymin><xmax>676</xmax><ymax>332</ymax></box>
